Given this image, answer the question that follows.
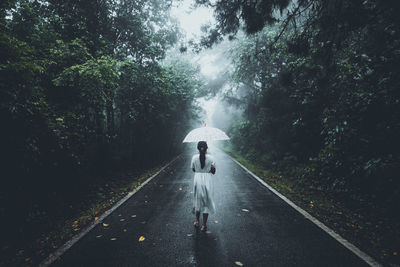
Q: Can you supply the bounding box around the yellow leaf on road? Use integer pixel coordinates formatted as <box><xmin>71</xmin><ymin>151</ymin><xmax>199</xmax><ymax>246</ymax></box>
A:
<box><xmin>94</xmin><ymin>217</ymin><xmax>99</xmax><ymax>221</ymax></box>
<box><xmin>214</xmin><ymin>220</ymin><xmax>219</xmax><ymax>224</ymax></box>
<box><xmin>110</xmin><ymin>238</ymin><xmax>117</xmax><ymax>241</ymax></box>
<box><xmin>235</xmin><ymin>261</ymin><xmax>244</xmax><ymax>266</ymax></box>
<box><xmin>103</xmin><ymin>223</ymin><xmax>109</xmax><ymax>227</ymax></box>
<box><xmin>131</xmin><ymin>215</ymin><xmax>136</xmax><ymax>218</ymax></box>
<box><xmin>139</xmin><ymin>236</ymin><xmax>145</xmax><ymax>242</ymax></box>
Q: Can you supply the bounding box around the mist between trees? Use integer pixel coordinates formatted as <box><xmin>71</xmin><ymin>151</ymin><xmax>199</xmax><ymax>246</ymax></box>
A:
<box><xmin>0</xmin><ymin>0</ymin><xmax>209</xmax><ymax>236</ymax></box>
<box><xmin>1</xmin><ymin>0</ymin><xmax>400</xmax><ymax>255</ymax></box>
<box><xmin>200</xmin><ymin>0</ymin><xmax>400</xmax><ymax>209</ymax></box>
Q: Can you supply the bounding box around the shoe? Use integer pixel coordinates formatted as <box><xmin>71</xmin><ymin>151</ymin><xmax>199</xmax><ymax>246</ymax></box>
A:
<box><xmin>201</xmin><ymin>225</ymin><xmax>207</xmax><ymax>232</ymax></box>
<box><xmin>194</xmin><ymin>221</ymin><xmax>199</xmax><ymax>228</ymax></box>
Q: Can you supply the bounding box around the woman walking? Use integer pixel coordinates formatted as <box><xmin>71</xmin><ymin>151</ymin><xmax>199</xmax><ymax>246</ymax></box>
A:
<box><xmin>191</xmin><ymin>141</ymin><xmax>216</xmax><ymax>232</ymax></box>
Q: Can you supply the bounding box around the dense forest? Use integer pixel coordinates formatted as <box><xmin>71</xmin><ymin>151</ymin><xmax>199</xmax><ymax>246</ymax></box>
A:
<box><xmin>0</xmin><ymin>0</ymin><xmax>205</xmax><ymax>255</ymax></box>
<box><xmin>1</xmin><ymin>0</ymin><xmax>400</xmax><ymax>265</ymax></box>
<box><xmin>198</xmin><ymin>0</ymin><xmax>400</xmax><ymax>207</ymax></box>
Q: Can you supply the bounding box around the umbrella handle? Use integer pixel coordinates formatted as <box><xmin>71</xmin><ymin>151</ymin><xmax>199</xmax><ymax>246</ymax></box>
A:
<box><xmin>210</xmin><ymin>166</ymin><xmax>216</xmax><ymax>175</ymax></box>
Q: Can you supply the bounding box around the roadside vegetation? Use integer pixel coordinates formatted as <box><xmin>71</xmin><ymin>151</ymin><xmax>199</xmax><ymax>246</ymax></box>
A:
<box><xmin>222</xmin><ymin>144</ymin><xmax>399</xmax><ymax>266</ymax></box>
<box><xmin>0</xmin><ymin>1</ymin><xmax>204</xmax><ymax>265</ymax></box>
<box><xmin>2</xmin><ymin>0</ymin><xmax>400</xmax><ymax>266</ymax></box>
<box><xmin>195</xmin><ymin>0</ymin><xmax>400</xmax><ymax>265</ymax></box>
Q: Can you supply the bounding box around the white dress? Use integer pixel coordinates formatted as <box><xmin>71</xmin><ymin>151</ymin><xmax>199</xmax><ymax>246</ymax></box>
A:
<box><xmin>191</xmin><ymin>154</ymin><xmax>216</xmax><ymax>214</ymax></box>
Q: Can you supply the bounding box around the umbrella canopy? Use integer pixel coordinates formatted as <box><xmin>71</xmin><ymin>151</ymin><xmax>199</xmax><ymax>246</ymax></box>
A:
<box><xmin>182</xmin><ymin>126</ymin><xmax>230</xmax><ymax>143</ymax></box>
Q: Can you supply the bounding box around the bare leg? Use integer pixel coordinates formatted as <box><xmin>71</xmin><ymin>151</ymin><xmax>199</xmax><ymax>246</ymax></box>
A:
<box><xmin>201</xmin><ymin>213</ymin><xmax>208</xmax><ymax>231</ymax></box>
<box><xmin>194</xmin><ymin>211</ymin><xmax>200</xmax><ymax>227</ymax></box>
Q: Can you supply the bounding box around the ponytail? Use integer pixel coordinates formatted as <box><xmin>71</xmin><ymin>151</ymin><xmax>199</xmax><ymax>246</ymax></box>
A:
<box><xmin>200</xmin><ymin>151</ymin><xmax>205</xmax><ymax>169</ymax></box>
<box><xmin>197</xmin><ymin>141</ymin><xmax>208</xmax><ymax>169</ymax></box>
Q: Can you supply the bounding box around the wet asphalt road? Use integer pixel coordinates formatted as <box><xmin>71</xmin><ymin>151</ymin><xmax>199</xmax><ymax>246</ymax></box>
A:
<box><xmin>53</xmin><ymin>146</ymin><xmax>368</xmax><ymax>267</ymax></box>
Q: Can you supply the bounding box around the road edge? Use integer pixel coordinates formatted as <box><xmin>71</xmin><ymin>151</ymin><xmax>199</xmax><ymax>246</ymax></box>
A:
<box><xmin>39</xmin><ymin>155</ymin><xmax>180</xmax><ymax>267</ymax></box>
<box><xmin>227</xmin><ymin>153</ymin><xmax>382</xmax><ymax>267</ymax></box>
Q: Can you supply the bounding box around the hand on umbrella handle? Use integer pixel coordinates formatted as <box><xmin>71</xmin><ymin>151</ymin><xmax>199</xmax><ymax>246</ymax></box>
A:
<box><xmin>210</xmin><ymin>167</ymin><xmax>216</xmax><ymax>175</ymax></box>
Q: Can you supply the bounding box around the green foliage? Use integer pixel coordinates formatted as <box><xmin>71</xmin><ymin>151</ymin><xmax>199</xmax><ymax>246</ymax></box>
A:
<box><xmin>222</xmin><ymin>0</ymin><xmax>400</xmax><ymax>204</ymax></box>
<box><xmin>0</xmin><ymin>0</ymin><xmax>201</xmax><ymax>241</ymax></box>
<box><xmin>195</xmin><ymin>0</ymin><xmax>291</xmax><ymax>46</ymax></box>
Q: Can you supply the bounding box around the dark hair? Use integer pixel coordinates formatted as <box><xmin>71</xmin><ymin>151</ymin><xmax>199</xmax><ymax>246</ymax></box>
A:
<box><xmin>197</xmin><ymin>141</ymin><xmax>208</xmax><ymax>169</ymax></box>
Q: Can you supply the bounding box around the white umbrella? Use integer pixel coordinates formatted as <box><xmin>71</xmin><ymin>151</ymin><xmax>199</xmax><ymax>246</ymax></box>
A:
<box><xmin>182</xmin><ymin>126</ymin><xmax>230</xmax><ymax>143</ymax></box>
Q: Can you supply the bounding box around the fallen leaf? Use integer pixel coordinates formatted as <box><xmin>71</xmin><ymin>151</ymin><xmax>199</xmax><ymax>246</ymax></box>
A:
<box><xmin>187</xmin><ymin>234</ymin><xmax>193</xmax><ymax>237</ymax></box>
<box><xmin>394</xmin><ymin>251</ymin><xmax>398</xmax><ymax>256</ymax></box>
<box><xmin>139</xmin><ymin>236</ymin><xmax>145</xmax><ymax>242</ymax></box>
<box><xmin>336</xmin><ymin>211</ymin><xmax>343</xmax><ymax>215</ymax></box>
<box><xmin>94</xmin><ymin>217</ymin><xmax>99</xmax><ymax>221</ymax></box>
<box><xmin>123</xmin><ymin>229</ymin><xmax>127</xmax><ymax>232</ymax></box>
<box><xmin>235</xmin><ymin>261</ymin><xmax>244</xmax><ymax>266</ymax></box>
<box><xmin>110</xmin><ymin>238</ymin><xmax>117</xmax><ymax>241</ymax></box>
<box><xmin>241</xmin><ymin>209</ymin><xmax>249</xmax><ymax>212</ymax></box>
<box><xmin>131</xmin><ymin>215</ymin><xmax>137</xmax><ymax>218</ymax></box>
<box><xmin>103</xmin><ymin>223</ymin><xmax>109</xmax><ymax>227</ymax></box>
<box><xmin>120</xmin><ymin>219</ymin><xmax>125</xmax><ymax>222</ymax></box>
<box><xmin>214</xmin><ymin>220</ymin><xmax>219</xmax><ymax>224</ymax></box>
<box><xmin>96</xmin><ymin>235</ymin><xmax>102</xmax><ymax>238</ymax></box>
<box><xmin>179</xmin><ymin>187</ymin><xmax>182</xmax><ymax>191</ymax></box>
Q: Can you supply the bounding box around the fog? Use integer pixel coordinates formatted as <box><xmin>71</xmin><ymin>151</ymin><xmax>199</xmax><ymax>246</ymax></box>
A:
<box><xmin>169</xmin><ymin>0</ymin><xmax>243</xmax><ymax>133</ymax></box>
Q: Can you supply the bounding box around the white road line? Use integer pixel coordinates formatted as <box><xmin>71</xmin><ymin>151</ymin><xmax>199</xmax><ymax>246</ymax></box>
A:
<box><xmin>39</xmin><ymin>156</ymin><xmax>180</xmax><ymax>267</ymax></box>
<box><xmin>227</xmin><ymin>154</ymin><xmax>382</xmax><ymax>267</ymax></box>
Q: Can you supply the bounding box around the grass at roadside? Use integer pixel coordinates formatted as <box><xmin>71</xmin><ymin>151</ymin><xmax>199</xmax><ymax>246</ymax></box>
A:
<box><xmin>220</xmin><ymin>145</ymin><xmax>400</xmax><ymax>267</ymax></box>
<box><xmin>1</xmin><ymin>159</ymin><xmax>174</xmax><ymax>267</ymax></box>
